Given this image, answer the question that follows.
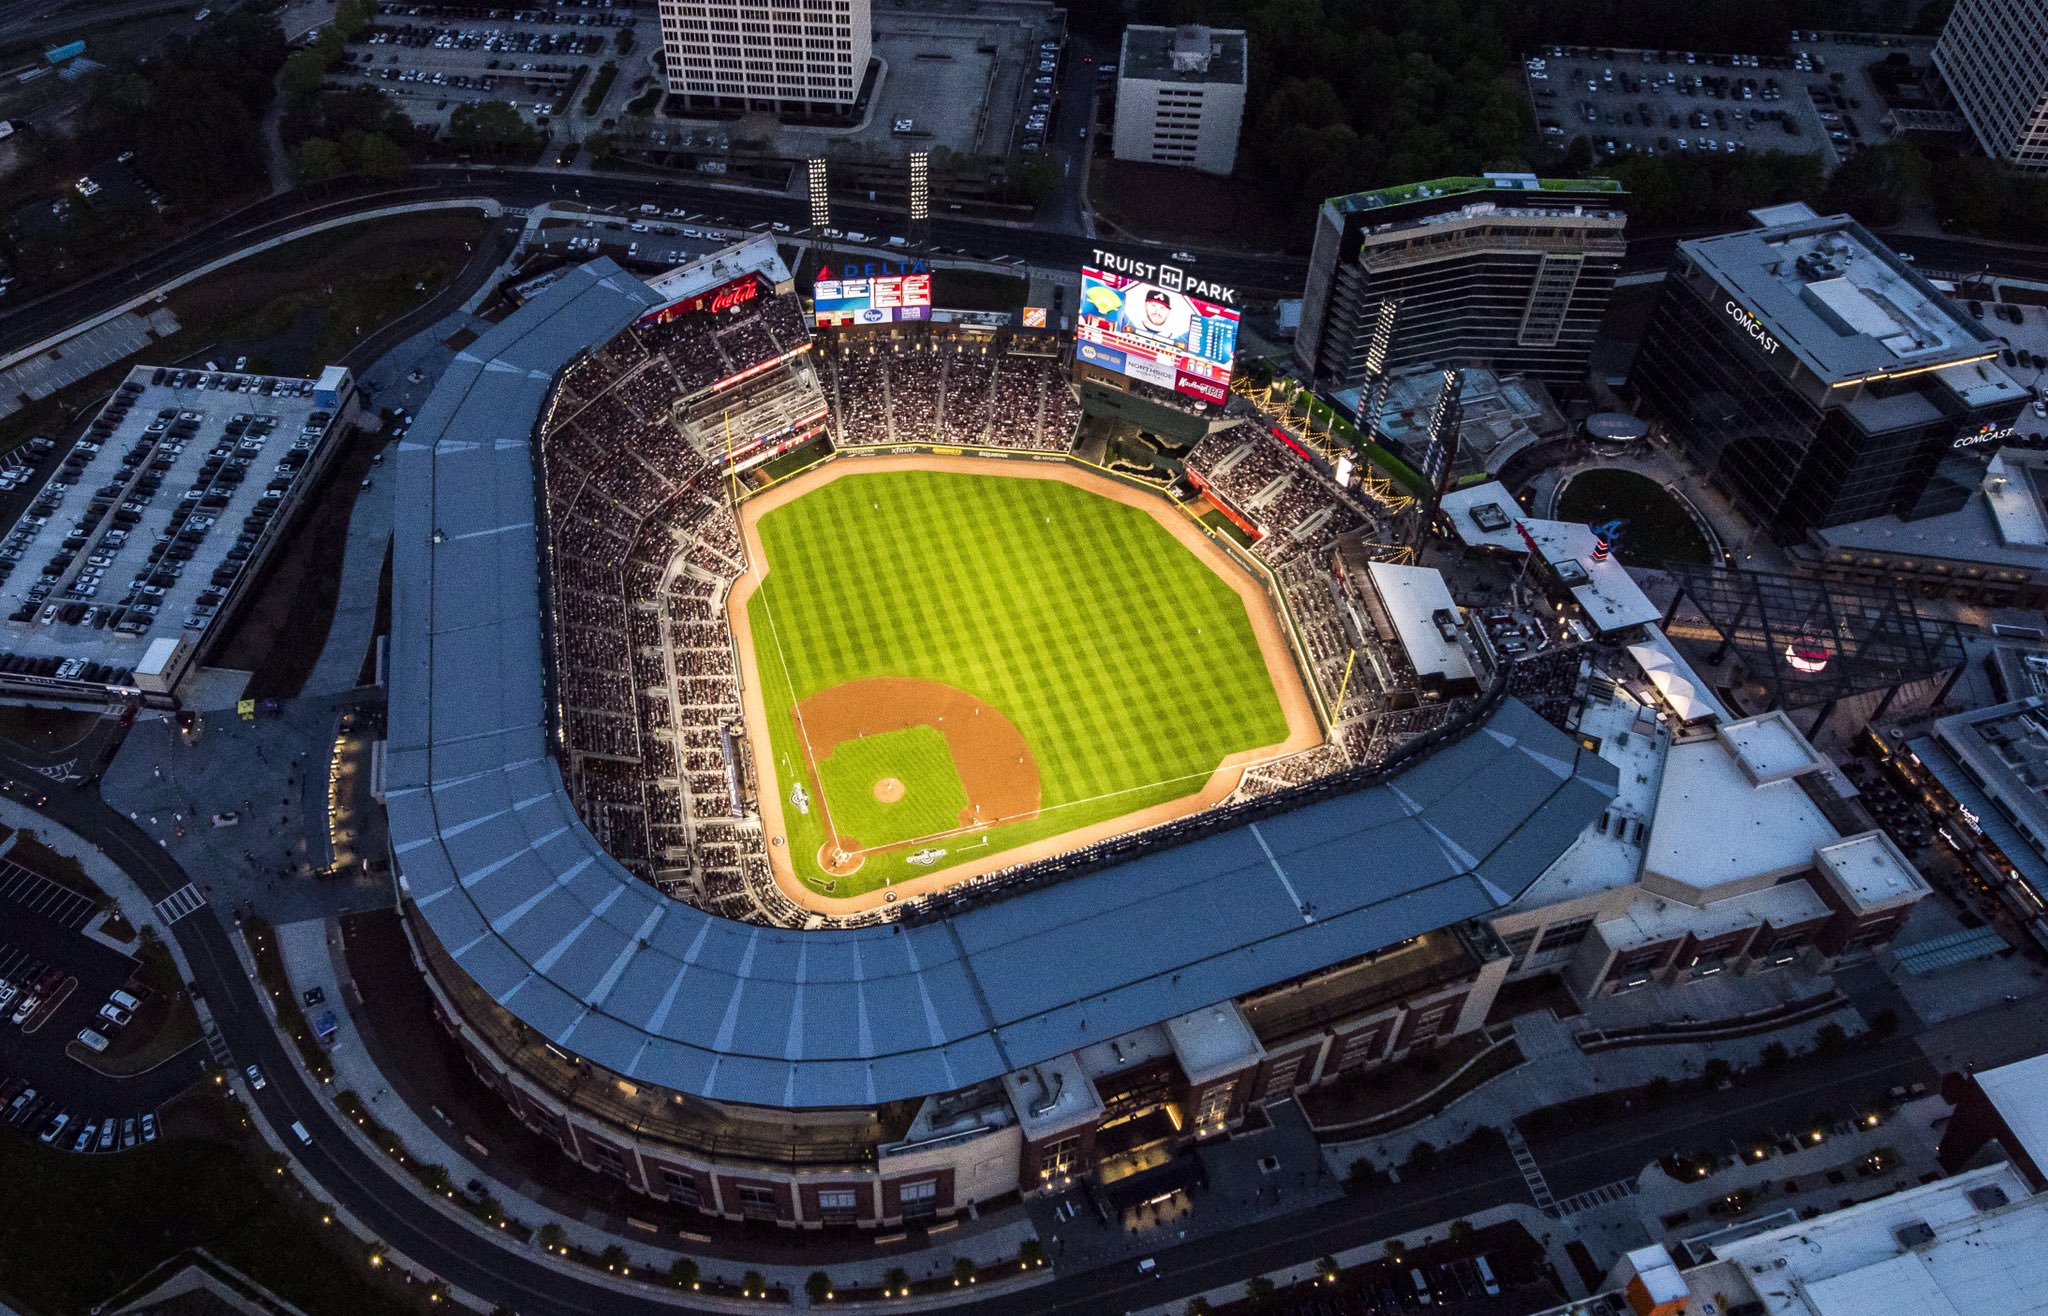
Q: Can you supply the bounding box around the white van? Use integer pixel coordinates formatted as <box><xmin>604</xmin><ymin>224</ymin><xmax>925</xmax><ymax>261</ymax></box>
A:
<box><xmin>291</xmin><ymin>1121</ymin><xmax>313</xmax><ymax>1145</ymax></box>
<box><xmin>1474</xmin><ymin>1255</ymin><xmax>1501</xmax><ymax>1296</ymax></box>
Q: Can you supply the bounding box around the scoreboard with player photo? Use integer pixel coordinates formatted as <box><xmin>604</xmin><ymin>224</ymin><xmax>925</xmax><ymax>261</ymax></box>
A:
<box><xmin>813</xmin><ymin>273</ymin><xmax>932</xmax><ymax>327</ymax></box>
<box><xmin>1075</xmin><ymin>265</ymin><xmax>1239</xmax><ymax>405</ymax></box>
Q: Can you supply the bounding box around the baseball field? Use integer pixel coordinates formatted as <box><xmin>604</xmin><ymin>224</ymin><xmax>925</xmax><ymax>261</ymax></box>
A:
<box><xmin>731</xmin><ymin>457</ymin><xmax>1319</xmax><ymax>905</ymax></box>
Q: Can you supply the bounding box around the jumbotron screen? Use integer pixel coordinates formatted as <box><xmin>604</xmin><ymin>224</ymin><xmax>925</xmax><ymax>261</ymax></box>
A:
<box><xmin>813</xmin><ymin>273</ymin><xmax>932</xmax><ymax>327</ymax></box>
<box><xmin>1075</xmin><ymin>259</ymin><xmax>1239</xmax><ymax>405</ymax></box>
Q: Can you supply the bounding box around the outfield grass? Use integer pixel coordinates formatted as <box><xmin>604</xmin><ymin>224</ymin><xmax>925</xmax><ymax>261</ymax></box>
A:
<box><xmin>746</xmin><ymin>468</ymin><xmax>1288</xmax><ymax>894</ymax></box>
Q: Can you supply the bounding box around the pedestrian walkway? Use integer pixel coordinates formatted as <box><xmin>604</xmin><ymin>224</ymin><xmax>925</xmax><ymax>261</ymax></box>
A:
<box><xmin>1551</xmin><ymin>1178</ymin><xmax>1639</xmax><ymax>1217</ymax></box>
<box><xmin>265</xmin><ymin>915</ymin><xmax>1049</xmax><ymax>1307</ymax></box>
<box><xmin>1324</xmin><ymin>990</ymin><xmax>1868</xmax><ymax>1179</ymax></box>
<box><xmin>1503</xmin><ymin>1126</ymin><xmax>1557</xmax><ymax>1215</ymax></box>
<box><xmin>153</xmin><ymin>882</ymin><xmax>208</xmax><ymax>924</ymax></box>
<box><xmin>300</xmin><ymin>478</ymin><xmax>392</xmax><ymax>699</ymax></box>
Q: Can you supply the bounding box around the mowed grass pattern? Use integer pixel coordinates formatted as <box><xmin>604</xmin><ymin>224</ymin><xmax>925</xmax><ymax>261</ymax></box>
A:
<box><xmin>746</xmin><ymin>468</ymin><xmax>1289</xmax><ymax>893</ymax></box>
<box><xmin>814</xmin><ymin>726</ymin><xmax>970</xmax><ymax>850</ymax></box>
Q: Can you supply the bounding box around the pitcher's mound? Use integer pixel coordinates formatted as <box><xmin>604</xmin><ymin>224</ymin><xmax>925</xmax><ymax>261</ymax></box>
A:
<box><xmin>873</xmin><ymin>777</ymin><xmax>906</xmax><ymax>803</ymax></box>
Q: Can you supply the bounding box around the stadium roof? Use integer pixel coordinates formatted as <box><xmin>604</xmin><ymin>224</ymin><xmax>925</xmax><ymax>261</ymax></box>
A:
<box><xmin>385</xmin><ymin>259</ymin><xmax>1620</xmax><ymax>1111</ymax></box>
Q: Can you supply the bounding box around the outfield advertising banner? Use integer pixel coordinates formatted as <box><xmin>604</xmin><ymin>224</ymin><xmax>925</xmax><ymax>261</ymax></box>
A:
<box><xmin>813</xmin><ymin>273</ymin><xmax>932</xmax><ymax>327</ymax></box>
<box><xmin>1075</xmin><ymin>251</ymin><xmax>1239</xmax><ymax>404</ymax></box>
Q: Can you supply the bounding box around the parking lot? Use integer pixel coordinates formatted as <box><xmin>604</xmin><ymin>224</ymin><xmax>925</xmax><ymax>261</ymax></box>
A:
<box><xmin>329</xmin><ymin>0</ymin><xmax>643</xmax><ymax>133</ymax></box>
<box><xmin>1527</xmin><ymin>44</ymin><xmax>1826</xmax><ymax>168</ymax></box>
<box><xmin>0</xmin><ymin>855</ymin><xmax>200</xmax><ymax>1155</ymax></box>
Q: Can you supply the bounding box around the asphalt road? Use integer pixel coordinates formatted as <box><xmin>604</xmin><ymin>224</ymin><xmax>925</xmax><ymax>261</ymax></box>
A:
<box><xmin>0</xmin><ymin>718</ymin><xmax>1956</xmax><ymax>1316</ymax></box>
<box><xmin>0</xmin><ymin>166</ymin><xmax>1311</xmax><ymax>362</ymax></box>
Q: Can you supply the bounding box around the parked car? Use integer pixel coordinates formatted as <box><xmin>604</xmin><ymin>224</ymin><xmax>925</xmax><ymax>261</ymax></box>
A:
<box><xmin>77</xmin><ymin>1028</ymin><xmax>110</xmax><ymax>1052</ymax></box>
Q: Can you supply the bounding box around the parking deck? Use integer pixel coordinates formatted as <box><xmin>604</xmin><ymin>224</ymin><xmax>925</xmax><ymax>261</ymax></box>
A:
<box><xmin>0</xmin><ymin>365</ymin><xmax>353</xmax><ymax>696</ymax></box>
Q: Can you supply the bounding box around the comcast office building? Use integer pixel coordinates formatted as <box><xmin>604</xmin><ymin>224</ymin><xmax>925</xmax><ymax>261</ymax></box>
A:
<box><xmin>1630</xmin><ymin>204</ymin><xmax>2028</xmax><ymax>541</ymax></box>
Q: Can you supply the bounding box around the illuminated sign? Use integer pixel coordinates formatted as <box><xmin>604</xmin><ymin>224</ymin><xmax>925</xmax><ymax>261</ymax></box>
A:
<box><xmin>637</xmin><ymin>274</ymin><xmax>763</xmax><ymax>326</ymax></box>
<box><xmin>1086</xmin><ymin>248</ymin><xmax>1237</xmax><ymax>307</ymax></box>
<box><xmin>1953</xmin><ymin>420</ymin><xmax>2016</xmax><ymax>450</ymax></box>
<box><xmin>813</xmin><ymin>272</ymin><xmax>932</xmax><ymax>327</ymax></box>
<box><xmin>1075</xmin><ymin>259</ymin><xmax>1239</xmax><ymax>405</ymax></box>
<box><xmin>1724</xmin><ymin>300</ymin><xmax>1781</xmax><ymax>356</ymax></box>
<box><xmin>1020</xmin><ymin>307</ymin><xmax>1047</xmax><ymax>329</ymax></box>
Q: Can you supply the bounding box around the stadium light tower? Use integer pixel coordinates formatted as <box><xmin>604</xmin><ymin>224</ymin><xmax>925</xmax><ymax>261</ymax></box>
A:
<box><xmin>1414</xmin><ymin>367</ymin><xmax>1464</xmax><ymax>543</ymax></box>
<box><xmin>806</xmin><ymin>157</ymin><xmax>831</xmax><ymax>233</ymax></box>
<box><xmin>907</xmin><ymin>150</ymin><xmax>930</xmax><ymax>243</ymax></box>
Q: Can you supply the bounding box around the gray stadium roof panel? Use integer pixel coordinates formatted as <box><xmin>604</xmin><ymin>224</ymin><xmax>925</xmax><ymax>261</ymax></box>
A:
<box><xmin>388</xmin><ymin>259</ymin><xmax>1620</xmax><ymax>1110</ymax></box>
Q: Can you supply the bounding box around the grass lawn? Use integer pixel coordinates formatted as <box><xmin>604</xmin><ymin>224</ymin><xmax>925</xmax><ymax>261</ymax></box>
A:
<box><xmin>1555</xmin><ymin>467</ymin><xmax>1712</xmax><ymax>567</ymax></box>
<box><xmin>746</xmin><ymin>468</ymin><xmax>1288</xmax><ymax>894</ymax></box>
<box><xmin>79</xmin><ymin>937</ymin><xmax>200</xmax><ymax>1077</ymax></box>
<box><xmin>0</xmin><ymin>210</ymin><xmax>489</xmax><ymax>457</ymax></box>
<box><xmin>0</xmin><ymin>1097</ymin><xmax>416</xmax><ymax>1316</ymax></box>
<box><xmin>815</xmin><ymin>725</ymin><xmax>972</xmax><ymax>849</ymax></box>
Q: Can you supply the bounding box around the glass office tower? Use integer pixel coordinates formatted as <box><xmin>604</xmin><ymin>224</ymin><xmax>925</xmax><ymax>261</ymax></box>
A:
<box><xmin>1630</xmin><ymin>205</ymin><xmax>2028</xmax><ymax>542</ymax></box>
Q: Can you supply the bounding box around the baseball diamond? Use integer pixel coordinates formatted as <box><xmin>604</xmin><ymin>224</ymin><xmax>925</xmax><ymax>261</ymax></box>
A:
<box><xmin>729</xmin><ymin>455</ymin><xmax>1324</xmax><ymax>906</ymax></box>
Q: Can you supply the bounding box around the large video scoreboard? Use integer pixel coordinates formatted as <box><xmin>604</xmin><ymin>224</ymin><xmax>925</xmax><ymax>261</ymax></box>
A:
<box><xmin>1074</xmin><ymin>249</ymin><xmax>1239</xmax><ymax>406</ymax></box>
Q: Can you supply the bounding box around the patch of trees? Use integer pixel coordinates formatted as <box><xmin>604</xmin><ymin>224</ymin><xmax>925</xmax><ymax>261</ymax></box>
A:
<box><xmin>78</xmin><ymin>11</ymin><xmax>288</xmax><ymax>203</ymax></box>
<box><xmin>1081</xmin><ymin>0</ymin><xmax>1942</xmax><ymax>232</ymax></box>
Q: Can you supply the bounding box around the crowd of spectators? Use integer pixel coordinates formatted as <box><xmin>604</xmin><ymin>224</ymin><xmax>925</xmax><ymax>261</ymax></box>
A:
<box><xmin>817</xmin><ymin>342</ymin><xmax>1079</xmax><ymax>452</ymax></box>
<box><xmin>1185</xmin><ymin>427</ymin><xmax>1391</xmax><ymax>565</ymax></box>
<box><xmin>538</xmin><ymin>296</ymin><xmax>821</xmax><ymax>926</ymax></box>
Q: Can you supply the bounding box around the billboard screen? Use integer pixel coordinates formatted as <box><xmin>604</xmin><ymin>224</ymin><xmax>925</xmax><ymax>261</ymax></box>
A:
<box><xmin>636</xmin><ymin>273</ymin><xmax>763</xmax><ymax>327</ymax></box>
<box><xmin>1075</xmin><ymin>254</ymin><xmax>1239</xmax><ymax>405</ymax></box>
<box><xmin>813</xmin><ymin>273</ymin><xmax>932</xmax><ymax>327</ymax></box>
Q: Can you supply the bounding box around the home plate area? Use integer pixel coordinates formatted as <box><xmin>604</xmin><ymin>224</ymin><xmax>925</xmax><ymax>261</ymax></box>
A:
<box><xmin>801</xmin><ymin>677</ymin><xmax>1041</xmax><ymax>876</ymax></box>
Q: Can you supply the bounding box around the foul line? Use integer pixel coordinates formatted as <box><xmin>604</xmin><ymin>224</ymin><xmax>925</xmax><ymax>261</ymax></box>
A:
<box><xmin>746</xmin><ymin>550</ymin><xmax>847</xmax><ymax>860</ymax></box>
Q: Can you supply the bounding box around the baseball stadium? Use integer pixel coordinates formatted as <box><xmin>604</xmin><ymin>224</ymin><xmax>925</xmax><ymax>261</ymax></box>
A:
<box><xmin>386</xmin><ymin>243</ymin><xmax>1617</xmax><ymax>1231</ymax></box>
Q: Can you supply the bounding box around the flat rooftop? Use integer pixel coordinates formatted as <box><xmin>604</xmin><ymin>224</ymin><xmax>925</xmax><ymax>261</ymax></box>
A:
<box><xmin>1974</xmin><ymin>1053</ymin><xmax>2048</xmax><ymax>1183</ymax></box>
<box><xmin>1684</xmin><ymin>206</ymin><xmax>2025</xmax><ymax>393</ymax></box>
<box><xmin>1646</xmin><ymin>717</ymin><xmax>1838</xmax><ymax>894</ymax></box>
<box><xmin>642</xmin><ymin>234</ymin><xmax>789</xmax><ymax>309</ymax></box>
<box><xmin>1813</xmin><ymin>448</ymin><xmax>2048</xmax><ymax>575</ymax></box>
<box><xmin>1687</xmin><ymin>1163</ymin><xmax>2045</xmax><ymax>1316</ymax></box>
<box><xmin>1118</xmin><ymin>24</ymin><xmax>1245</xmax><ymax>86</ymax></box>
<box><xmin>1364</xmin><ymin>560</ymin><xmax>1475</xmax><ymax>683</ymax></box>
<box><xmin>1434</xmin><ymin>481</ymin><xmax>1659</xmax><ymax>633</ymax></box>
<box><xmin>1816</xmin><ymin>830</ymin><xmax>1928</xmax><ymax>911</ymax></box>
<box><xmin>0</xmin><ymin>366</ymin><xmax>339</xmax><ymax>675</ymax></box>
<box><xmin>1327</xmin><ymin>172</ymin><xmax>1623</xmax><ymax>218</ymax></box>
<box><xmin>1511</xmin><ymin>687</ymin><xmax>1664</xmax><ymax>907</ymax></box>
<box><xmin>1931</xmin><ymin>697</ymin><xmax>2048</xmax><ymax>851</ymax></box>
<box><xmin>1599</xmin><ymin>879</ymin><xmax>1829</xmax><ymax>952</ymax></box>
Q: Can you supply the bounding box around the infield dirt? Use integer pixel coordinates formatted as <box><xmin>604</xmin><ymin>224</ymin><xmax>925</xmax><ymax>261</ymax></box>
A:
<box><xmin>728</xmin><ymin>454</ymin><xmax>1322</xmax><ymax>915</ymax></box>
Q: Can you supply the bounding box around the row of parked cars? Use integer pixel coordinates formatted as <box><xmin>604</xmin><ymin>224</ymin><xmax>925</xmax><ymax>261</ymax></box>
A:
<box><xmin>72</xmin><ymin>985</ymin><xmax>143</xmax><ymax>1054</ymax></box>
<box><xmin>4</xmin><ymin>1079</ymin><xmax>160</xmax><ymax>1154</ymax></box>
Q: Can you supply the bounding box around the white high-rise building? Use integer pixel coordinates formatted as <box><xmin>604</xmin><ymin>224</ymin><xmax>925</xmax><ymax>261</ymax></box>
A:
<box><xmin>1110</xmin><ymin>25</ymin><xmax>1247</xmax><ymax>176</ymax></box>
<box><xmin>658</xmin><ymin>0</ymin><xmax>872</xmax><ymax>116</ymax></box>
<box><xmin>1934</xmin><ymin>0</ymin><xmax>2048</xmax><ymax>173</ymax></box>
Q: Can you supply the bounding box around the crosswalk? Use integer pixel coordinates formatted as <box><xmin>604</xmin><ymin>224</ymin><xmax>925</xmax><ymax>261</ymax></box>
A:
<box><xmin>1552</xmin><ymin>1177</ymin><xmax>1641</xmax><ymax>1217</ymax></box>
<box><xmin>1505</xmin><ymin>1124</ymin><xmax>1559</xmax><ymax>1216</ymax></box>
<box><xmin>153</xmin><ymin>883</ymin><xmax>207</xmax><ymax>924</ymax></box>
<box><xmin>203</xmin><ymin>1026</ymin><xmax>233</xmax><ymax>1067</ymax></box>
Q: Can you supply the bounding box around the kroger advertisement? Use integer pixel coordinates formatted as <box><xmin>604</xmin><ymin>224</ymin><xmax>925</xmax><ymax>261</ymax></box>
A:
<box><xmin>812</xmin><ymin>272</ymin><xmax>932</xmax><ymax>327</ymax></box>
<box><xmin>1076</xmin><ymin>258</ymin><xmax>1239</xmax><ymax>405</ymax></box>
